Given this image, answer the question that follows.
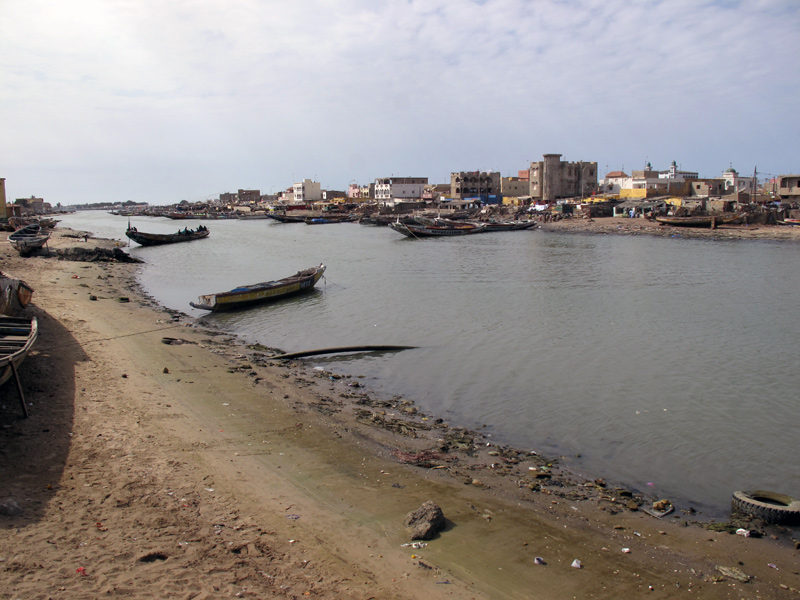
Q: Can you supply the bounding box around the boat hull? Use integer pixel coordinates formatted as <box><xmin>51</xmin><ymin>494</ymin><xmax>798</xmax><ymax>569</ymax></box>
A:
<box><xmin>190</xmin><ymin>265</ymin><xmax>326</xmax><ymax>312</ymax></box>
<box><xmin>126</xmin><ymin>229</ymin><xmax>210</xmax><ymax>246</ymax></box>
<box><xmin>9</xmin><ymin>225</ymin><xmax>51</xmax><ymax>254</ymax></box>
<box><xmin>0</xmin><ymin>316</ymin><xmax>38</xmax><ymax>388</ymax></box>
<box><xmin>389</xmin><ymin>222</ymin><xmax>486</xmax><ymax>237</ymax></box>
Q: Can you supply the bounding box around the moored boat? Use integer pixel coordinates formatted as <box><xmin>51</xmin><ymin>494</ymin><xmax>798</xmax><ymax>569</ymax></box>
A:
<box><xmin>654</xmin><ymin>214</ymin><xmax>743</xmax><ymax>228</ymax></box>
<box><xmin>126</xmin><ymin>225</ymin><xmax>210</xmax><ymax>246</ymax></box>
<box><xmin>190</xmin><ymin>264</ymin><xmax>326</xmax><ymax>312</ymax></box>
<box><xmin>8</xmin><ymin>224</ymin><xmax>51</xmax><ymax>255</ymax></box>
<box><xmin>389</xmin><ymin>221</ymin><xmax>486</xmax><ymax>238</ymax></box>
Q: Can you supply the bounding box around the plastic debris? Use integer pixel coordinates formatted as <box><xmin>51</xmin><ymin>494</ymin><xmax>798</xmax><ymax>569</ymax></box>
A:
<box><xmin>735</xmin><ymin>528</ymin><xmax>751</xmax><ymax>537</ymax></box>
<box><xmin>622</xmin><ymin>548</ymin><xmax>631</xmax><ymax>553</ymax></box>
<box><xmin>571</xmin><ymin>559</ymin><xmax>582</xmax><ymax>569</ymax></box>
<box><xmin>534</xmin><ymin>557</ymin><xmax>546</xmax><ymax>565</ymax></box>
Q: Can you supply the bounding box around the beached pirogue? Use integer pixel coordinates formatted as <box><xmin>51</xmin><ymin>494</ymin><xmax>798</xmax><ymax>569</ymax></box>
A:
<box><xmin>8</xmin><ymin>224</ymin><xmax>51</xmax><ymax>255</ymax></box>
<box><xmin>190</xmin><ymin>264</ymin><xmax>326</xmax><ymax>312</ymax></box>
<box><xmin>0</xmin><ymin>316</ymin><xmax>39</xmax><ymax>417</ymax></box>
<box><xmin>125</xmin><ymin>225</ymin><xmax>210</xmax><ymax>246</ymax></box>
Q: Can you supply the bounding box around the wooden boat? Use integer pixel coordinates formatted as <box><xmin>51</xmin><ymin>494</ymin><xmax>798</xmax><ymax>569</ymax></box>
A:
<box><xmin>190</xmin><ymin>264</ymin><xmax>326</xmax><ymax>312</ymax></box>
<box><xmin>0</xmin><ymin>274</ymin><xmax>34</xmax><ymax>316</ymax></box>
<box><xmin>654</xmin><ymin>214</ymin><xmax>743</xmax><ymax>228</ymax></box>
<box><xmin>0</xmin><ymin>316</ymin><xmax>38</xmax><ymax>417</ymax></box>
<box><xmin>305</xmin><ymin>215</ymin><xmax>356</xmax><ymax>224</ymax></box>
<box><xmin>267</xmin><ymin>213</ymin><xmax>307</xmax><ymax>223</ymax></box>
<box><xmin>777</xmin><ymin>219</ymin><xmax>800</xmax><ymax>226</ymax></box>
<box><xmin>8</xmin><ymin>224</ymin><xmax>51</xmax><ymax>255</ymax></box>
<box><xmin>482</xmin><ymin>220</ymin><xmax>538</xmax><ymax>231</ymax></box>
<box><xmin>126</xmin><ymin>226</ymin><xmax>209</xmax><ymax>246</ymax></box>
<box><xmin>389</xmin><ymin>221</ymin><xmax>486</xmax><ymax>238</ymax></box>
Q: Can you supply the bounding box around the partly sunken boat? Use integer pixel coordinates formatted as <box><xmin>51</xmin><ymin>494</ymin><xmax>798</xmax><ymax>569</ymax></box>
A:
<box><xmin>190</xmin><ymin>264</ymin><xmax>326</xmax><ymax>312</ymax></box>
<box><xmin>126</xmin><ymin>225</ymin><xmax>210</xmax><ymax>246</ymax></box>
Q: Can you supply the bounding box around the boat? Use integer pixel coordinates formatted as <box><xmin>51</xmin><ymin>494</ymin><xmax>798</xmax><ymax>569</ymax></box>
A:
<box><xmin>126</xmin><ymin>225</ymin><xmax>210</xmax><ymax>246</ymax></box>
<box><xmin>0</xmin><ymin>274</ymin><xmax>34</xmax><ymax>316</ymax></box>
<box><xmin>481</xmin><ymin>220</ymin><xmax>538</xmax><ymax>231</ymax></box>
<box><xmin>777</xmin><ymin>219</ymin><xmax>800</xmax><ymax>226</ymax></box>
<box><xmin>8</xmin><ymin>224</ymin><xmax>51</xmax><ymax>255</ymax></box>
<box><xmin>305</xmin><ymin>215</ymin><xmax>356</xmax><ymax>224</ymax></box>
<box><xmin>266</xmin><ymin>213</ymin><xmax>308</xmax><ymax>223</ymax></box>
<box><xmin>654</xmin><ymin>214</ymin><xmax>743</xmax><ymax>228</ymax></box>
<box><xmin>0</xmin><ymin>316</ymin><xmax>39</xmax><ymax>417</ymax></box>
<box><xmin>388</xmin><ymin>221</ymin><xmax>487</xmax><ymax>238</ymax></box>
<box><xmin>190</xmin><ymin>264</ymin><xmax>326</xmax><ymax>312</ymax></box>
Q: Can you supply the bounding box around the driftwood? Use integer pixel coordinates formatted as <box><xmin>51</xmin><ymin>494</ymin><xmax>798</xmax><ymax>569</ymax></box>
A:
<box><xmin>269</xmin><ymin>345</ymin><xmax>416</xmax><ymax>360</ymax></box>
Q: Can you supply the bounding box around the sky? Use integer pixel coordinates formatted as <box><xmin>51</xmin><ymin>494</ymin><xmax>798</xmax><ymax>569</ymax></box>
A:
<box><xmin>1</xmin><ymin>0</ymin><xmax>798</xmax><ymax>206</ymax></box>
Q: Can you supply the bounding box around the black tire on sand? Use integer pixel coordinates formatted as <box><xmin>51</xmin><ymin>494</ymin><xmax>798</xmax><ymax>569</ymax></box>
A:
<box><xmin>732</xmin><ymin>490</ymin><xmax>800</xmax><ymax>525</ymax></box>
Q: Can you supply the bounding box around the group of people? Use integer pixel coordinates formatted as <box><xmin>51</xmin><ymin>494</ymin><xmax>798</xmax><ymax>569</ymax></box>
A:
<box><xmin>179</xmin><ymin>224</ymin><xmax>208</xmax><ymax>234</ymax></box>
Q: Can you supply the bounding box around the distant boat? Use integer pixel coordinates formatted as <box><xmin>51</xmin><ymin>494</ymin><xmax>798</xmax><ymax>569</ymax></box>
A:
<box><xmin>0</xmin><ymin>274</ymin><xmax>34</xmax><ymax>316</ymax></box>
<box><xmin>777</xmin><ymin>219</ymin><xmax>800</xmax><ymax>226</ymax></box>
<box><xmin>0</xmin><ymin>316</ymin><xmax>38</xmax><ymax>417</ymax></box>
<box><xmin>267</xmin><ymin>213</ymin><xmax>307</xmax><ymax>223</ymax></box>
<box><xmin>389</xmin><ymin>221</ymin><xmax>486</xmax><ymax>238</ymax></box>
<box><xmin>190</xmin><ymin>264</ymin><xmax>326</xmax><ymax>312</ymax></box>
<box><xmin>654</xmin><ymin>214</ymin><xmax>743</xmax><ymax>228</ymax></box>
<box><xmin>305</xmin><ymin>215</ymin><xmax>356</xmax><ymax>224</ymax></box>
<box><xmin>8</xmin><ymin>224</ymin><xmax>51</xmax><ymax>255</ymax></box>
<box><xmin>126</xmin><ymin>226</ymin><xmax>210</xmax><ymax>246</ymax></box>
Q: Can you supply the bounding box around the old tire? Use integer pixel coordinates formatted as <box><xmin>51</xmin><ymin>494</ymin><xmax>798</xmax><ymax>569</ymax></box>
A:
<box><xmin>732</xmin><ymin>490</ymin><xmax>800</xmax><ymax>525</ymax></box>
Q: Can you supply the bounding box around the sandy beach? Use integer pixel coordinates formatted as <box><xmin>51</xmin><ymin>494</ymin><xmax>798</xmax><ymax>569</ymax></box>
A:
<box><xmin>1</xmin><ymin>224</ymin><xmax>799</xmax><ymax>599</ymax></box>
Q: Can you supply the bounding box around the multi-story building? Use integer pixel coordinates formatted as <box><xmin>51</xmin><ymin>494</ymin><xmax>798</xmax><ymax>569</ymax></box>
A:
<box><xmin>500</xmin><ymin>176</ymin><xmax>529</xmax><ymax>198</ymax></box>
<box><xmin>374</xmin><ymin>177</ymin><xmax>427</xmax><ymax>203</ymax></box>
<box><xmin>450</xmin><ymin>171</ymin><xmax>501</xmax><ymax>202</ymax></box>
<box><xmin>777</xmin><ymin>175</ymin><xmax>800</xmax><ymax>202</ymax></box>
<box><xmin>293</xmin><ymin>179</ymin><xmax>322</xmax><ymax>204</ymax></box>
<box><xmin>238</xmin><ymin>189</ymin><xmax>261</xmax><ymax>204</ymax></box>
<box><xmin>529</xmin><ymin>154</ymin><xmax>597</xmax><ymax>202</ymax></box>
<box><xmin>347</xmin><ymin>183</ymin><xmax>375</xmax><ymax>200</ymax></box>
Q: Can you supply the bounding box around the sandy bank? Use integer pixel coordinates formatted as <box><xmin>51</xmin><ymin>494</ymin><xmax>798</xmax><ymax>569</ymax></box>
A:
<box><xmin>1</xmin><ymin>226</ymin><xmax>798</xmax><ymax>599</ymax></box>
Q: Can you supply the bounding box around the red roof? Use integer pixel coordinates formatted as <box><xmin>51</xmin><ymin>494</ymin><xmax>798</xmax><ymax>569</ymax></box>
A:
<box><xmin>605</xmin><ymin>171</ymin><xmax>628</xmax><ymax>178</ymax></box>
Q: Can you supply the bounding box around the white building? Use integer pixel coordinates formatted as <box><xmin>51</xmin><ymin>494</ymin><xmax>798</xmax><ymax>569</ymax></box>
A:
<box><xmin>374</xmin><ymin>177</ymin><xmax>427</xmax><ymax>204</ymax></box>
<box><xmin>293</xmin><ymin>179</ymin><xmax>322</xmax><ymax>204</ymax></box>
<box><xmin>721</xmin><ymin>167</ymin><xmax>756</xmax><ymax>194</ymax></box>
<box><xmin>658</xmin><ymin>161</ymin><xmax>698</xmax><ymax>181</ymax></box>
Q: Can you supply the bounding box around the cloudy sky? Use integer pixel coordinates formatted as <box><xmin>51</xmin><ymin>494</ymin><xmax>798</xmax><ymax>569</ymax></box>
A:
<box><xmin>1</xmin><ymin>0</ymin><xmax>798</xmax><ymax>205</ymax></box>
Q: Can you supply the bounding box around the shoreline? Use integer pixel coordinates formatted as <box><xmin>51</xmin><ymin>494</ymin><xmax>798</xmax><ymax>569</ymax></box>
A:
<box><xmin>1</xmin><ymin>226</ymin><xmax>798</xmax><ymax>598</ymax></box>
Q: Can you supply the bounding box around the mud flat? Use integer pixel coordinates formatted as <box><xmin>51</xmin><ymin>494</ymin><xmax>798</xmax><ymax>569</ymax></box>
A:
<box><xmin>1</xmin><ymin>228</ymin><xmax>798</xmax><ymax>599</ymax></box>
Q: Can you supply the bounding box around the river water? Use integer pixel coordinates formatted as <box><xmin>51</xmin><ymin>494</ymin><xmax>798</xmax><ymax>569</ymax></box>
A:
<box><xmin>59</xmin><ymin>211</ymin><xmax>800</xmax><ymax>516</ymax></box>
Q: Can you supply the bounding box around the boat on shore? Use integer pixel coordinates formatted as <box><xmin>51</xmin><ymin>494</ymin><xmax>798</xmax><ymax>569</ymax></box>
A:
<box><xmin>389</xmin><ymin>220</ymin><xmax>487</xmax><ymax>238</ymax></box>
<box><xmin>0</xmin><ymin>274</ymin><xmax>34</xmax><ymax>316</ymax></box>
<box><xmin>8</xmin><ymin>224</ymin><xmax>51</xmax><ymax>255</ymax></box>
<box><xmin>267</xmin><ymin>213</ymin><xmax>308</xmax><ymax>223</ymax></box>
<box><xmin>190</xmin><ymin>264</ymin><xmax>326</xmax><ymax>312</ymax></box>
<box><xmin>126</xmin><ymin>225</ymin><xmax>210</xmax><ymax>246</ymax></box>
<box><xmin>654</xmin><ymin>214</ymin><xmax>743</xmax><ymax>228</ymax></box>
<box><xmin>0</xmin><ymin>315</ymin><xmax>39</xmax><ymax>417</ymax></box>
<box><xmin>305</xmin><ymin>215</ymin><xmax>356</xmax><ymax>224</ymax></box>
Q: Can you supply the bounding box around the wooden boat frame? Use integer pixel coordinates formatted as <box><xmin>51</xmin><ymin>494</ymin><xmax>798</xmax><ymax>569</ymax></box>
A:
<box><xmin>190</xmin><ymin>264</ymin><xmax>326</xmax><ymax>312</ymax></box>
<box><xmin>0</xmin><ymin>316</ymin><xmax>38</xmax><ymax>417</ymax></box>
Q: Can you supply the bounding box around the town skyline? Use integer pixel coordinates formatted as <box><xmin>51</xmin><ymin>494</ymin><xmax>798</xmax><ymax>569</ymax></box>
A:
<box><xmin>2</xmin><ymin>0</ymin><xmax>797</xmax><ymax>205</ymax></box>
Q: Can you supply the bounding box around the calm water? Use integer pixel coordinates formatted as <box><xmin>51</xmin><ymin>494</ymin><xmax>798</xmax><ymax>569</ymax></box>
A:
<box><xmin>60</xmin><ymin>211</ymin><xmax>800</xmax><ymax>515</ymax></box>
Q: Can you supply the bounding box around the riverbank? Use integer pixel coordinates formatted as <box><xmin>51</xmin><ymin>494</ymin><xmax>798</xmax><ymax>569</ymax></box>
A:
<box><xmin>1</xmin><ymin>228</ymin><xmax>799</xmax><ymax>599</ymax></box>
<box><xmin>539</xmin><ymin>215</ymin><xmax>800</xmax><ymax>241</ymax></box>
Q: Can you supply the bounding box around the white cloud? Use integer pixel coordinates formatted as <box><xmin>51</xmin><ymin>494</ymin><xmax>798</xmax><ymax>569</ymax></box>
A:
<box><xmin>1</xmin><ymin>0</ymin><xmax>797</xmax><ymax>203</ymax></box>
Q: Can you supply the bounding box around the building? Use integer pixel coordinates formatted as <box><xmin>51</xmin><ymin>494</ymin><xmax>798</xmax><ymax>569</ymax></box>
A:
<box><xmin>529</xmin><ymin>154</ymin><xmax>597</xmax><ymax>202</ymax></box>
<box><xmin>721</xmin><ymin>167</ymin><xmax>756</xmax><ymax>194</ymax></box>
<box><xmin>450</xmin><ymin>171</ymin><xmax>501</xmax><ymax>202</ymax></box>
<box><xmin>777</xmin><ymin>175</ymin><xmax>800</xmax><ymax>202</ymax></box>
<box><xmin>347</xmin><ymin>183</ymin><xmax>375</xmax><ymax>200</ymax></box>
<box><xmin>237</xmin><ymin>189</ymin><xmax>261</xmax><ymax>204</ymax></box>
<box><xmin>293</xmin><ymin>179</ymin><xmax>322</xmax><ymax>204</ymax></box>
<box><xmin>658</xmin><ymin>161</ymin><xmax>698</xmax><ymax>181</ymax></box>
<box><xmin>500</xmin><ymin>176</ymin><xmax>529</xmax><ymax>198</ymax></box>
<box><xmin>374</xmin><ymin>177</ymin><xmax>427</xmax><ymax>203</ymax></box>
<box><xmin>600</xmin><ymin>171</ymin><xmax>629</xmax><ymax>194</ymax></box>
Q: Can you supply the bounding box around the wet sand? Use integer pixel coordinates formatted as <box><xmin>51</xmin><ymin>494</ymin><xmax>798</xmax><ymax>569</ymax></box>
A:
<box><xmin>1</xmin><ymin>225</ymin><xmax>798</xmax><ymax>599</ymax></box>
